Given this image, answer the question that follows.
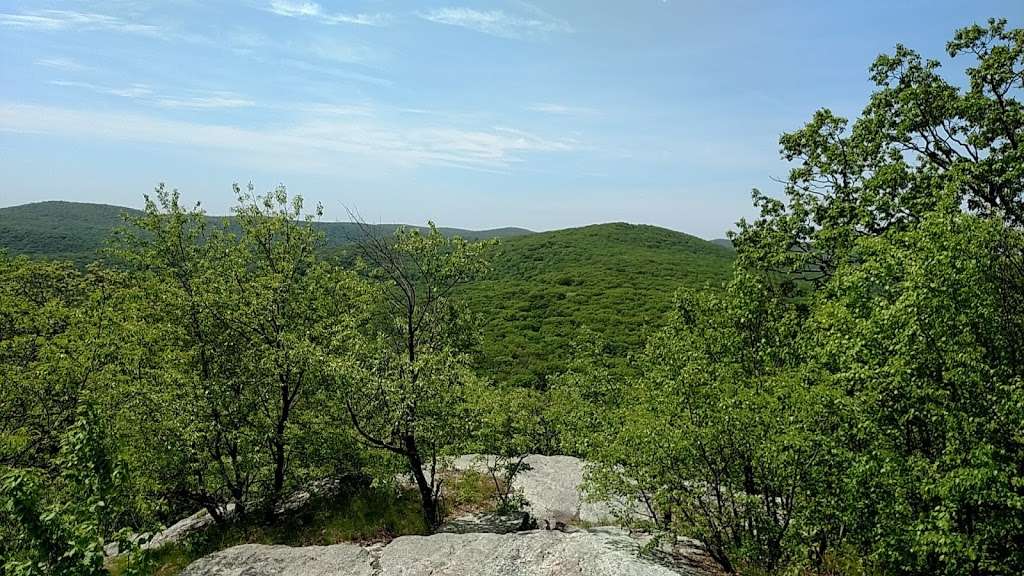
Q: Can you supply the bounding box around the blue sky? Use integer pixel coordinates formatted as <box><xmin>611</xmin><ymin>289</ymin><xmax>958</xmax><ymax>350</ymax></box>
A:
<box><xmin>1</xmin><ymin>1</ymin><xmax>1020</xmax><ymax>236</ymax></box>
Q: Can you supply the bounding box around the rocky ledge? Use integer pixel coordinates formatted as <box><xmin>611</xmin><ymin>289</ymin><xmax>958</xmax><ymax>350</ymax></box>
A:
<box><xmin>180</xmin><ymin>527</ymin><xmax>718</xmax><ymax>576</ymax></box>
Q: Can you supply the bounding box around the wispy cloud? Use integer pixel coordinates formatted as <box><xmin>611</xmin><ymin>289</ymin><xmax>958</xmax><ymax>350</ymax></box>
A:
<box><xmin>305</xmin><ymin>38</ymin><xmax>379</xmax><ymax>65</ymax></box>
<box><xmin>528</xmin><ymin>103</ymin><xmax>600</xmax><ymax>117</ymax></box>
<box><xmin>418</xmin><ymin>7</ymin><xmax>571</xmax><ymax>40</ymax></box>
<box><xmin>35</xmin><ymin>57</ymin><xmax>93</xmax><ymax>72</ymax></box>
<box><xmin>49</xmin><ymin>80</ymin><xmax>153</xmax><ymax>99</ymax></box>
<box><xmin>0</xmin><ymin>9</ymin><xmax>164</xmax><ymax>37</ymax></box>
<box><xmin>49</xmin><ymin>81</ymin><xmax>254</xmax><ymax>110</ymax></box>
<box><xmin>0</xmin><ymin>103</ymin><xmax>579</xmax><ymax>172</ymax></box>
<box><xmin>156</xmin><ymin>95</ymin><xmax>256</xmax><ymax>110</ymax></box>
<box><xmin>267</xmin><ymin>1</ymin><xmax>391</xmax><ymax>26</ymax></box>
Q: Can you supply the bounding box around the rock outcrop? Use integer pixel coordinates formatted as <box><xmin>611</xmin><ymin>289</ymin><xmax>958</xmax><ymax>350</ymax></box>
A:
<box><xmin>180</xmin><ymin>543</ymin><xmax>374</xmax><ymax>576</ymax></box>
<box><xmin>442</xmin><ymin>455</ymin><xmax>636</xmax><ymax>526</ymax></box>
<box><xmin>180</xmin><ymin>528</ymin><xmax>717</xmax><ymax>576</ymax></box>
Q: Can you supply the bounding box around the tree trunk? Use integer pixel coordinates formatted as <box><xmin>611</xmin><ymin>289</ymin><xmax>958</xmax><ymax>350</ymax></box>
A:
<box><xmin>404</xmin><ymin>435</ymin><xmax>439</xmax><ymax>530</ymax></box>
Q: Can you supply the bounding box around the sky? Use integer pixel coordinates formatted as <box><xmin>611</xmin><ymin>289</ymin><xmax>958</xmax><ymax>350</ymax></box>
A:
<box><xmin>1</xmin><ymin>1</ymin><xmax>1021</xmax><ymax>237</ymax></box>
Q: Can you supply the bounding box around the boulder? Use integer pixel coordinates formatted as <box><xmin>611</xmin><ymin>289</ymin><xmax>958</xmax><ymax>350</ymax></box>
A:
<box><xmin>180</xmin><ymin>528</ymin><xmax>718</xmax><ymax>576</ymax></box>
<box><xmin>443</xmin><ymin>455</ymin><xmax>633</xmax><ymax>526</ymax></box>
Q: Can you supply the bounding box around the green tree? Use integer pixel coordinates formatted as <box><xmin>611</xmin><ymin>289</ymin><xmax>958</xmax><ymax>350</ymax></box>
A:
<box><xmin>116</xmin><ymin>184</ymin><xmax>362</xmax><ymax>520</ymax></box>
<box><xmin>726</xmin><ymin>18</ymin><xmax>1024</xmax><ymax>575</ymax></box>
<box><xmin>343</xmin><ymin>222</ymin><xmax>492</xmax><ymax>530</ymax></box>
<box><xmin>807</xmin><ymin>205</ymin><xmax>1024</xmax><ymax>575</ymax></box>
<box><xmin>587</xmin><ymin>273</ymin><xmax>839</xmax><ymax>573</ymax></box>
<box><xmin>735</xmin><ymin>18</ymin><xmax>1024</xmax><ymax>284</ymax></box>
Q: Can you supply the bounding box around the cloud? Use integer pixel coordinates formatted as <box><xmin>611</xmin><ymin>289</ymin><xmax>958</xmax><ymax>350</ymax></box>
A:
<box><xmin>267</xmin><ymin>1</ymin><xmax>390</xmax><ymax>26</ymax></box>
<box><xmin>35</xmin><ymin>57</ymin><xmax>93</xmax><ymax>72</ymax></box>
<box><xmin>0</xmin><ymin>103</ymin><xmax>579</xmax><ymax>172</ymax></box>
<box><xmin>156</xmin><ymin>95</ymin><xmax>256</xmax><ymax>110</ymax></box>
<box><xmin>418</xmin><ymin>7</ymin><xmax>571</xmax><ymax>39</ymax></box>
<box><xmin>305</xmin><ymin>38</ymin><xmax>378</xmax><ymax>65</ymax></box>
<box><xmin>528</xmin><ymin>103</ymin><xmax>600</xmax><ymax>117</ymax></box>
<box><xmin>49</xmin><ymin>81</ymin><xmax>254</xmax><ymax>109</ymax></box>
<box><xmin>0</xmin><ymin>9</ymin><xmax>165</xmax><ymax>37</ymax></box>
<box><xmin>49</xmin><ymin>80</ymin><xmax>153</xmax><ymax>99</ymax></box>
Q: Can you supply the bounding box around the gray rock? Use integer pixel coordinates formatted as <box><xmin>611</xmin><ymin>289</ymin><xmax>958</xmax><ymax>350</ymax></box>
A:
<box><xmin>443</xmin><ymin>455</ymin><xmax>629</xmax><ymax>526</ymax></box>
<box><xmin>439</xmin><ymin>511</ymin><xmax>533</xmax><ymax>534</ymax></box>
<box><xmin>181</xmin><ymin>529</ymin><xmax>717</xmax><ymax>576</ymax></box>
<box><xmin>179</xmin><ymin>543</ymin><xmax>374</xmax><ymax>576</ymax></box>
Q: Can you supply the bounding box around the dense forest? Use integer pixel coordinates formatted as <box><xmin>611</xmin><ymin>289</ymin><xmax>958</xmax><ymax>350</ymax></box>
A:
<box><xmin>3</xmin><ymin>19</ymin><xmax>1024</xmax><ymax>576</ymax></box>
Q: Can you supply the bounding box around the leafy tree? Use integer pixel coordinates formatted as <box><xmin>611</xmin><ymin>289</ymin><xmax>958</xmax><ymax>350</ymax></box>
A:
<box><xmin>1</xmin><ymin>255</ymin><xmax>102</xmax><ymax>470</ymax></box>
<box><xmin>464</xmin><ymin>382</ymin><xmax>548</xmax><ymax>514</ymax></box>
<box><xmin>115</xmin><ymin>184</ymin><xmax>362</xmax><ymax>520</ymax></box>
<box><xmin>544</xmin><ymin>328</ymin><xmax>623</xmax><ymax>457</ymax></box>
<box><xmin>1</xmin><ymin>406</ymin><xmax>149</xmax><ymax>576</ymax></box>
<box><xmin>588</xmin><ymin>273</ymin><xmax>839</xmax><ymax>573</ymax></box>
<box><xmin>343</xmin><ymin>222</ymin><xmax>492</xmax><ymax>529</ymax></box>
<box><xmin>724</xmin><ymin>18</ymin><xmax>1024</xmax><ymax>575</ymax></box>
<box><xmin>734</xmin><ymin>18</ymin><xmax>1024</xmax><ymax>283</ymax></box>
<box><xmin>807</xmin><ymin>205</ymin><xmax>1024</xmax><ymax>575</ymax></box>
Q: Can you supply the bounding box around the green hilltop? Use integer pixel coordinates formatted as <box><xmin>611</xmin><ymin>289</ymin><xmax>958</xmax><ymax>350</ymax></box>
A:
<box><xmin>0</xmin><ymin>202</ymin><xmax>734</xmax><ymax>386</ymax></box>
<box><xmin>460</xmin><ymin>222</ymin><xmax>734</xmax><ymax>387</ymax></box>
<box><xmin>0</xmin><ymin>201</ymin><xmax>532</xmax><ymax>266</ymax></box>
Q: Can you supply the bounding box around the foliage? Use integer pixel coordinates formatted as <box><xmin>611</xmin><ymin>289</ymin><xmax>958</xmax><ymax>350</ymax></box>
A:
<box><xmin>464</xmin><ymin>383</ymin><xmax>549</xmax><ymax>513</ymax></box>
<box><xmin>342</xmin><ymin>222</ymin><xmax>493</xmax><ymax>529</ymax></box>
<box><xmin>461</xmin><ymin>223</ymin><xmax>734</xmax><ymax>387</ymax></box>
<box><xmin>544</xmin><ymin>327</ymin><xmax>624</xmax><ymax>457</ymax></box>
<box><xmin>586</xmin><ymin>272</ymin><xmax>840</xmax><ymax>573</ymax></box>
<box><xmin>112</xmin><ymin>183</ymin><xmax>364</xmax><ymax>520</ymax></box>
<box><xmin>1</xmin><ymin>407</ymin><xmax>149</xmax><ymax>576</ymax></box>
<box><xmin>0</xmin><ymin>201</ymin><xmax>529</xmax><ymax>268</ymax></box>
<box><xmin>807</xmin><ymin>208</ymin><xmax>1024</xmax><ymax>575</ymax></box>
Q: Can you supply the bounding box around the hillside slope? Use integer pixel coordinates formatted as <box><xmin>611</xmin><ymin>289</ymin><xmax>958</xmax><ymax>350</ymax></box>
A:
<box><xmin>460</xmin><ymin>223</ymin><xmax>734</xmax><ymax>387</ymax></box>
<box><xmin>0</xmin><ymin>201</ymin><xmax>531</xmax><ymax>265</ymax></box>
<box><xmin>0</xmin><ymin>203</ymin><xmax>733</xmax><ymax>387</ymax></box>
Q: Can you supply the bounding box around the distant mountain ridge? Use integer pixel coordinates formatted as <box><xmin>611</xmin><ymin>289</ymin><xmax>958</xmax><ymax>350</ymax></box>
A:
<box><xmin>0</xmin><ymin>201</ymin><xmax>532</xmax><ymax>265</ymax></box>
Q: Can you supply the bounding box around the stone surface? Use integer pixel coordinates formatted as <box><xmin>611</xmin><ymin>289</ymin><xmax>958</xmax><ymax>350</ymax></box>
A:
<box><xmin>181</xmin><ymin>528</ymin><xmax>718</xmax><ymax>576</ymax></box>
<box><xmin>107</xmin><ymin>479</ymin><xmax>340</xmax><ymax>556</ymax></box>
<box><xmin>443</xmin><ymin>455</ymin><xmax>629</xmax><ymax>526</ymax></box>
<box><xmin>439</xmin><ymin>511</ymin><xmax>534</xmax><ymax>534</ymax></box>
<box><xmin>180</xmin><ymin>543</ymin><xmax>374</xmax><ymax>576</ymax></box>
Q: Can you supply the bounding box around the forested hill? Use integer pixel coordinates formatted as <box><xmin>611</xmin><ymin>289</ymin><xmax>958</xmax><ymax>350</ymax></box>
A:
<box><xmin>0</xmin><ymin>202</ymin><xmax>734</xmax><ymax>386</ymax></box>
<box><xmin>0</xmin><ymin>201</ymin><xmax>532</xmax><ymax>265</ymax></box>
<box><xmin>460</xmin><ymin>223</ymin><xmax>735</xmax><ymax>387</ymax></box>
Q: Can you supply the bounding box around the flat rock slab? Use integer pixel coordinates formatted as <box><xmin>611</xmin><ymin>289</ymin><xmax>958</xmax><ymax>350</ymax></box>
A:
<box><xmin>180</xmin><ymin>543</ymin><xmax>373</xmax><ymax>576</ymax></box>
<box><xmin>181</xmin><ymin>529</ymin><xmax>716</xmax><ymax>576</ymax></box>
<box><xmin>379</xmin><ymin>529</ymin><xmax>694</xmax><ymax>576</ymax></box>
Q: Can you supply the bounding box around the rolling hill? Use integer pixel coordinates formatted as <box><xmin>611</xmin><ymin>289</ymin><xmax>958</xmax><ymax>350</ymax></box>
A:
<box><xmin>1</xmin><ymin>202</ymin><xmax>734</xmax><ymax>387</ymax></box>
<box><xmin>0</xmin><ymin>201</ymin><xmax>532</xmax><ymax>265</ymax></box>
<box><xmin>460</xmin><ymin>223</ymin><xmax>734</xmax><ymax>387</ymax></box>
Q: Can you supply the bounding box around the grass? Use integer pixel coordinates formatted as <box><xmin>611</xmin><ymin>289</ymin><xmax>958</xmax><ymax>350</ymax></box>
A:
<box><xmin>106</xmin><ymin>472</ymin><xmax>504</xmax><ymax>576</ymax></box>
<box><xmin>107</xmin><ymin>485</ymin><xmax>430</xmax><ymax>576</ymax></box>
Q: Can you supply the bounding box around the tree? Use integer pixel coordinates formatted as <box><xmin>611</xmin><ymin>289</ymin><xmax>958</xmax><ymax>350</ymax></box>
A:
<box><xmin>464</xmin><ymin>381</ymin><xmax>548</xmax><ymax>515</ymax></box>
<box><xmin>116</xmin><ymin>184</ymin><xmax>362</xmax><ymax>520</ymax></box>
<box><xmin>725</xmin><ymin>18</ymin><xmax>1024</xmax><ymax>575</ymax></box>
<box><xmin>0</xmin><ymin>251</ymin><xmax>165</xmax><ymax>572</ymax></box>
<box><xmin>343</xmin><ymin>222</ymin><xmax>492</xmax><ymax>530</ymax></box>
<box><xmin>807</xmin><ymin>205</ymin><xmax>1024</xmax><ymax>575</ymax></box>
<box><xmin>734</xmin><ymin>18</ymin><xmax>1024</xmax><ymax>284</ymax></box>
<box><xmin>587</xmin><ymin>272</ymin><xmax>840</xmax><ymax>573</ymax></box>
